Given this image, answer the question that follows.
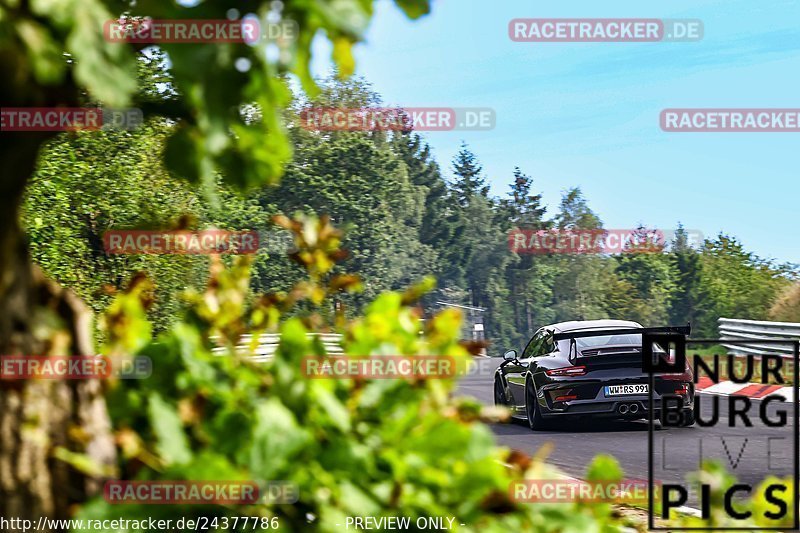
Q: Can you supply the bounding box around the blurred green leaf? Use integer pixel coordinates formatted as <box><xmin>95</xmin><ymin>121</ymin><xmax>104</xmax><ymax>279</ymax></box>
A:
<box><xmin>586</xmin><ymin>454</ymin><xmax>623</xmax><ymax>483</ymax></box>
<box><xmin>394</xmin><ymin>0</ymin><xmax>432</xmax><ymax>19</ymax></box>
<box><xmin>148</xmin><ymin>392</ymin><xmax>192</xmax><ymax>465</ymax></box>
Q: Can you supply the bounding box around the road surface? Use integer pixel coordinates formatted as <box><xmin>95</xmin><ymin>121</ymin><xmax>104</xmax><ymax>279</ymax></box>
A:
<box><xmin>458</xmin><ymin>358</ymin><xmax>796</xmax><ymax>509</ymax></box>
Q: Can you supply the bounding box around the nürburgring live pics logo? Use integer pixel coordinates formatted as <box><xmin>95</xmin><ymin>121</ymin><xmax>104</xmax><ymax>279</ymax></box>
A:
<box><xmin>644</xmin><ymin>331</ymin><xmax>799</xmax><ymax>530</ymax></box>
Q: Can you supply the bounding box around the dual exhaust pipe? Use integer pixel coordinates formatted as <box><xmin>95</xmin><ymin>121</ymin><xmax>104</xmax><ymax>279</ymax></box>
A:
<box><xmin>618</xmin><ymin>402</ymin><xmax>640</xmax><ymax>415</ymax></box>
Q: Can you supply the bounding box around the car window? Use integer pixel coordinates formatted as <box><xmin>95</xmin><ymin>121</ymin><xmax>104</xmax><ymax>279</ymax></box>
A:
<box><xmin>541</xmin><ymin>331</ymin><xmax>556</xmax><ymax>355</ymax></box>
<box><xmin>521</xmin><ymin>331</ymin><xmax>543</xmax><ymax>359</ymax></box>
<box><xmin>575</xmin><ymin>333</ymin><xmax>640</xmax><ymax>348</ymax></box>
<box><xmin>522</xmin><ymin>330</ymin><xmax>556</xmax><ymax>358</ymax></box>
<box><xmin>575</xmin><ymin>333</ymin><xmax>666</xmax><ymax>353</ymax></box>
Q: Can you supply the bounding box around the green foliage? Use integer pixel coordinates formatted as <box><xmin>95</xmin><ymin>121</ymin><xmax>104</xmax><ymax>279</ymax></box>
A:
<box><xmin>391</xmin><ymin>131</ymin><xmax>463</xmax><ymax>293</ymax></box>
<box><xmin>3</xmin><ymin>0</ymin><xmax>137</xmax><ymax>104</ymax></box>
<box><xmin>21</xmin><ymin>118</ymin><xmax>273</xmax><ymax>333</ymax></box>
<box><xmin>499</xmin><ymin>167</ymin><xmax>548</xmax><ymax>229</ymax></box>
<box><xmin>585</xmin><ymin>454</ymin><xmax>622</xmax><ymax>482</ymax></box>
<box><xmin>256</xmin><ymin>78</ymin><xmax>439</xmax><ymax>307</ymax></box>
<box><xmin>669</xmin><ymin>226</ymin><xmax>710</xmax><ymax>330</ymax></box>
<box><xmin>3</xmin><ymin>0</ymin><xmax>431</xmax><ymax>194</ymax></box>
<box><xmin>614</xmin><ymin>249</ymin><xmax>678</xmax><ymax>325</ymax></box>
<box><xmin>25</xmin><ymin>71</ymin><xmax>795</xmax><ymax>352</ymax></box>
<box><xmin>79</xmin><ymin>215</ymin><xmax>638</xmax><ymax>532</ymax></box>
<box><xmin>770</xmin><ymin>283</ymin><xmax>800</xmax><ymax>322</ymax></box>
<box><xmin>451</xmin><ymin>142</ymin><xmax>489</xmax><ymax>207</ymax></box>
<box><xmin>671</xmin><ymin>461</ymin><xmax>794</xmax><ymax>530</ymax></box>
<box><xmin>554</xmin><ymin>188</ymin><xmax>602</xmax><ymax>231</ymax></box>
<box><xmin>117</xmin><ymin>0</ymin><xmax>429</xmax><ymax>190</ymax></box>
<box><xmin>695</xmin><ymin>235</ymin><xmax>792</xmax><ymax>335</ymax></box>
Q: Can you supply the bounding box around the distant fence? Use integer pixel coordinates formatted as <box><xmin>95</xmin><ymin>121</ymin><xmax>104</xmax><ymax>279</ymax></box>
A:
<box><xmin>718</xmin><ymin>318</ymin><xmax>800</xmax><ymax>358</ymax></box>
<box><xmin>212</xmin><ymin>333</ymin><xmax>344</xmax><ymax>363</ymax></box>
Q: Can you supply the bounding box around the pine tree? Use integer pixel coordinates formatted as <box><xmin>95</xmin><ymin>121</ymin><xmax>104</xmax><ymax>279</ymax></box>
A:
<box><xmin>392</xmin><ymin>131</ymin><xmax>469</xmax><ymax>294</ymax></box>
<box><xmin>554</xmin><ymin>187</ymin><xmax>602</xmax><ymax>230</ymax></box>
<box><xmin>669</xmin><ymin>224</ymin><xmax>709</xmax><ymax>331</ymax></box>
<box><xmin>451</xmin><ymin>142</ymin><xmax>489</xmax><ymax>206</ymax></box>
<box><xmin>501</xmin><ymin>167</ymin><xmax>547</xmax><ymax>229</ymax></box>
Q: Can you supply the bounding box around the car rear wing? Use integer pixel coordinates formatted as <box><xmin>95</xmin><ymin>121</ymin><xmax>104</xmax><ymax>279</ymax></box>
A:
<box><xmin>551</xmin><ymin>325</ymin><xmax>690</xmax><ymax>342</ymax></box>
<box><xmin>552</xmin><ymin>325</ymin><xmax>691</xmax><ymax>371</ymax></box>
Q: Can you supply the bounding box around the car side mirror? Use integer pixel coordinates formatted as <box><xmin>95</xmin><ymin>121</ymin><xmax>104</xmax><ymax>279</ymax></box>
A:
<box><xmin>503</xmin><ymin>349</ymin><xmax>517</xmax><ymax>361</ymax></box>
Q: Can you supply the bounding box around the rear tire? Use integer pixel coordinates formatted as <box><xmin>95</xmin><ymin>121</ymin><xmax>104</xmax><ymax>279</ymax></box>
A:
<box><xmin>681</xmin><ymin>406</ymin><xmax>696</xmax><ymax>427</ymax></box>
<box><xmin>525</xmin><ymin>379</ymin><xmax>547</xmax><ymax>430</ymax></box>
<box><xmin>494</xmin><ymin>377</ymin><xmax>506</xmax><ymax>406</ymax></box>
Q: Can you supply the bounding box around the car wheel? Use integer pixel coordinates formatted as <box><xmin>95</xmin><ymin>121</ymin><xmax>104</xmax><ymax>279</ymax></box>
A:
<box><xmin>681</xmin><ymin>406</ymin><xmax>696</xmax><ymax>427</ymax></box>
<box><xmin>525</xmin><ymin>378</ymin><xmax>547</xmax><ymax>430</ymax></box>
<box><xmin>494</xmin><ymin>377</ymin><xmax>506</xmax><ymax>406</ymax></box>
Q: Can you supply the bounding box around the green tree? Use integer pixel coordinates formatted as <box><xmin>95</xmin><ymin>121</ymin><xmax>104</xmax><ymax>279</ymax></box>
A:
<box><xmin>0</xmin><ymin>0</ymin><xmax>431</xmax><ymax>521</ymax></box>
<box><xmin>696</xmin><ymin>234</ymin><xmax>792</xmax><ymax>335</ymax></box>
<box><xmin>260</xmin><ymin>78</ymin><xmax>437</xmax><ymax>306</ymax></box>
<box><xmin>23</xmin><ymin>120</ymin><xmax>206</xmax><ymax>331</ymax></box>
<box><xmin>769</xmin><ymin>283</ymin><xmax>800</xmax><ymax>322</ymax></box>
<box><xmin>451</xmin><ymin>141</ymin><xmax>489</xmax><ymax>206</ymax></box>
<box><xmin>501</xmin><ymin>167</ymin><xmax>552</xmax><ymax>344</ymax></box>
<box><xmin>550</xmin><ymin>188</ymin><xmax>607</xmax><ymax>322</ymax></box>
<box><xmin>445</xmin><ymin>147</ymin><xmax>516</xmax><ymax>346</ymax></box>
<box><xmin>669</xmin><ymin>225</ymin><xmax>710</xmax><ymax>331</ymax></box>
<box><xmin>554</xmin><ymin>187</ymin><xmax>602</xmax><ymax>230</ymax></box>
<box><xmin>392</xmin><ymin>133</ymin><xmax>457</xmax><ymax>267</ymax></box>
<box><xmin>22</xmin><ymin>50</ymin><xmax>275</xmax><ymax>332</ymax></box>
<box><xmin>499</xmin><ymin>167</ymin><xmax>547</xmax><ymax>228</ymax></box>
<box><xmin>614</xmin><ymin>252</ymin><xmax>678</xmax><ymax>325</ymax></box>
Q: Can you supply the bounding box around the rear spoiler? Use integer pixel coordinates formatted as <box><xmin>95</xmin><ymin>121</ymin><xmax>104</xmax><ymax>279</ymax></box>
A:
<box><xmin>551</xmin><ymin>325</ymin><xmax>691</xmax><ymax>342</ymax></box>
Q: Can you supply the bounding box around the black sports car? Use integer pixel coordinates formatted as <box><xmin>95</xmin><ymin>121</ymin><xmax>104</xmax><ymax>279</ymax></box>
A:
<box><xmin>494</xmin><ymin>320</ymin><xmax>696</xmax><ymax>430</ymax></box>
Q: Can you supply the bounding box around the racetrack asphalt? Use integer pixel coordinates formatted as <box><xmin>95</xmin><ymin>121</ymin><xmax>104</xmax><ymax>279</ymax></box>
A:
<box><xmin>457</xmin><ymin>358</ymin><xmax>797</xmax><ymax>509</ymax></box>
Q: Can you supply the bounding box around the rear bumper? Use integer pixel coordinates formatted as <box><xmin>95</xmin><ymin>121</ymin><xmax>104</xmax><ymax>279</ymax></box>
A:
<box><xmin>539</xmin><ymin>385</ymin><xmax>694</xmax><ymax>418</ymax></box>
<box><xmin>540</xmin><ymin>399</ymin><xmax>687</xmax><ymax>418</ymax></box>
<box><xmin>535</xmin><ymin>371</ymin><xmax>694</xmax><ymax>416</ymax></box>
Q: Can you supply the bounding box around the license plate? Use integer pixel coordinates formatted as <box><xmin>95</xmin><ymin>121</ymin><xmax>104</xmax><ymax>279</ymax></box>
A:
<box><xmin>604</xmin><ymin>384</ymin><xmax>648</xmax><ymax>396</ymax></box>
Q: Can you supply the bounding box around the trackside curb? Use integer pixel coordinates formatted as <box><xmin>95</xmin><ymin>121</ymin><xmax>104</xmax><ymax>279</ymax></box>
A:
<box><xmin>695</xmin><ymin>376</ymin><xmax>793</xmax><ymax>401</ymax></box>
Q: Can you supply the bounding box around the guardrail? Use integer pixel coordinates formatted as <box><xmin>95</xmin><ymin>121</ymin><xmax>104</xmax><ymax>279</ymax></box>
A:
<box><xmin>718</xmin><ymin>318</ymin><xmax>800</xmax><ymax>358</ymax></box>
<box><xmin>212</xmin><ymin>333</ymin><xmax>343</xmax><ymax>363</ymax></box>
<box><xmin>210</xmin><ymin>333</ymin><xmax>490</xmax><ymax>363</ymax></box>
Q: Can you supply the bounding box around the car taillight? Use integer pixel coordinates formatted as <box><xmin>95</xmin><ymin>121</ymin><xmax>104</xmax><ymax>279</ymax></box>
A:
<box><xmin>660</xmin><ymin>361</ymin><xmax>691</xmax><ymax>381</ymax></box>
<box><xmin>661</xmin><ymin>372</ymin><xmax>691</xmax><ymax>380</ymax></box>
<box><xmin>674</xmin><ymin>385</ymin><xmax>689</xmax><ymax>394</ymax></box>
<box><xmin>554</xmin><ymin>394</ymin><xmax>578</xmax><ymax>402</ymax></box>
<box><xmin>546</xmin><ymin>366</ymin><xmax>586</xmax><ymax>377</ymax></box>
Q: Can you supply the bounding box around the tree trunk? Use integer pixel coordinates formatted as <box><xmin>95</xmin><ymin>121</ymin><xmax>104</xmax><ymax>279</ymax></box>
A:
<box><xmin>0</xmin><ymin>132</ymin><xmax>117</xmax><ymax>530</ymax></box>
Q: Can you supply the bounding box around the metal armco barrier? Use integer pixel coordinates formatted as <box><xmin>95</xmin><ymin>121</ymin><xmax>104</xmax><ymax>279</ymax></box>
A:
<box><xmin>718</xmin><ymin>318</ymin><xmax>800</xmax><ymax>358</ymax></box>
<box><xmin>212</xmin><ymin>333</ymin><xmax>344</xmax><ymax>362</ymax></box>
<box><xmin>211</xmin><ymin>333</ymin><xmax>487</xmax><ymax>365</ymax></box>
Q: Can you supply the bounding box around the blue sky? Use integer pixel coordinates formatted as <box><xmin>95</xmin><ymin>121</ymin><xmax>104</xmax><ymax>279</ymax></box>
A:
<box><xmin>308</xmin><ymin>0</ymin><xmax>800</xmax><ymax>265</ymax></box>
